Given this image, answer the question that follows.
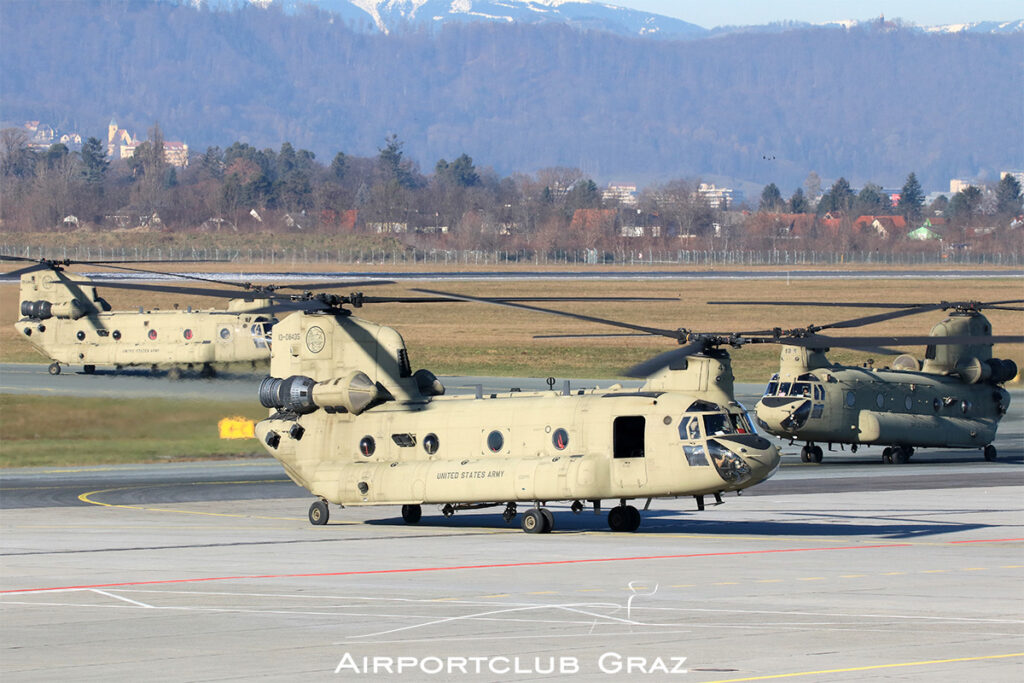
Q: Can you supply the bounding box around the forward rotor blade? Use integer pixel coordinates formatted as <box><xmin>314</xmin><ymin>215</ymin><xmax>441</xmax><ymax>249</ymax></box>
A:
<box><xmin>1</xmin><ymin>263</ymin><xmax>50</xmax><ymax>278</ymax></box>
<box><xmin>626</xmin><ymin>339</ymin><xmax>710</xmax><ymax>378</ymax></box>
<box><xmin>66</xmin><ymin>280</ymin><xmax>262</xmax><ymax>299</ymax></box>
<box><xmin>412</xmin><ymin>288</ymin><xmax>681</xmax><ymax>338</ymax></box>
<box><xmin>814</xmin><ymin>304</ymin><xmax>948</xmax><ymax>330</ymax></box>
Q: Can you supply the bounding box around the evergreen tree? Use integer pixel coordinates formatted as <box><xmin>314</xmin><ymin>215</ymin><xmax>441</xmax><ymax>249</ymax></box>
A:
<box><xmin>788</xmin><ymin>187</ymin><xmax>807</xmax><ymax>213</ymax></box>
<box><xmin>759</xmin><ymin>183</ymin><xmax>783</xmax><ymax>212</ymax></box>
<box><xmin>897</xmin><ymin>172</ymin><xmax>924</xmax><ymax>224</ymax></box>
<box><xmin>995</xmin><ymin>174</ymin><xmax>1022</xmax><ymax>216</ymax></box>
<box><xmin>80</xmin><ymin>136</ymin><xmax>108</xmax><ymax>185</ymax></box>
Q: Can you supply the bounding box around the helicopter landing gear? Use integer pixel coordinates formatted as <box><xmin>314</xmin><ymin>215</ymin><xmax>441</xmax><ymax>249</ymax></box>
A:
<box><xmin>983</xmin><ymin>444</ymin><xmax>997</xmax><ymax>461</ymax></box>
<box><xmin>800</xmin><ymin>444</ymin><xmax>823</xmax><ymax>463</ymax></box>
<box><xmin>308</xmin><ymin>499</ymin><xmax>329</xmax><ymax>525</ymax></box>
<box><xmin>502</xmin><ymin>502</ymin><xmax>517</xmax><ymax>523</ymax></box>
<box><xmin>883</xmin><ymin>446</ymin><xmax>913</xmax><ymax>464</ymax></box>
<box><xmin>48</xmin><ymin>362</ymin><xmax>61</xmax><ymax>375</ymax></box>
<box><xmin>167</xmin><ymin>367</ymin><xmax>182</xmax><ymax>381</ymax></box>
<box><xmin>401</xmin><ymin>504</ymin><xmax>422</xmax><ymax>524</ymax></box>
<box><xmin>83</xmin><ymin>364</ymin><xmax>95</xmax><ymax>374</ymax></box>
<box><xmin>521</xmin><ymin>508</ymin><xmax>553</xmax><ymax>534</ymax></box>
<box><xmin>200</xmin><ymin>363</ymin><xmax>216</xmax><ymax>378</ymax></box>
<box><xmin>608</xmin><ymin>503</ymin><xmax>641</xmax><ymax>532</ymax></box>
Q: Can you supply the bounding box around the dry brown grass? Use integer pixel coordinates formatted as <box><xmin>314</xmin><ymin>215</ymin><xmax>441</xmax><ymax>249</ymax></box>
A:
<box><xmin>2</xmin><ymin>272</ymin><xmax>1021</xmax><ymax>380</ymax></box>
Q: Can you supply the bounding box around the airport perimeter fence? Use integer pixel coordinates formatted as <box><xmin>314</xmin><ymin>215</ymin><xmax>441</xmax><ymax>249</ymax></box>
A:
<box><xmin>1</xmin><ymin>244</ymin><xmax>1022</xmax><ymax>268</ymax></box>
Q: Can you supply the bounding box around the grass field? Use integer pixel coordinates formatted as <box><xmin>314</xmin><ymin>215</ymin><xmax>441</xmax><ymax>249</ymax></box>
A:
<box><xmin>2</xmin><ymin>269</ymin><xmax>1021</xmax><ymax>467</ymax></box>
<box><xmin>0</xmin><ymin>395</ymin><xmax>266</xmax><ymax>467</ymax></box>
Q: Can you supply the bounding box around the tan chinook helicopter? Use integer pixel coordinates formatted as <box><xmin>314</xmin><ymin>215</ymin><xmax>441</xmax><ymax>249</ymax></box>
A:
<box><xmin>3</xmin><ymin>255</ymin><xmax>385</xmax><ymax>377</ymax></box>
<box><xmin>253</xmin><ymin>289</ymin><xmax>783</xmax><ymax>533</ymax></box>
<box><xmin>713</xmin><ymin>299</ymin><xmax>1023</xmax><ymax>464</ymax></box>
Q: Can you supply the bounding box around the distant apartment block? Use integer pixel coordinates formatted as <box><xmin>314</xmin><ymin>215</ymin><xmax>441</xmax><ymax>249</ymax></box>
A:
<box><xmin>602</xmin><ymin>183</ymin><xmax>638</xmax><ymax>206</ymax></box>
<box><xmin>949</xmin><ymin>179</ymin><xmax>975</xmax><ymax>194</ymax></box>
<box><xmin>696</xmin><ymin>183</ymin><xmax>734</xmax><ymax>209</ymax></box>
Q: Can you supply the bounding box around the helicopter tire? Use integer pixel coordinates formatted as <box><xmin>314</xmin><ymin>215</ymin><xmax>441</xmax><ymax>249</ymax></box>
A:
<box><xmin>810</xmin><ymin>446</ymin><xmax>823</xmax><ymax>463</ymax></box>
<box><xmin>882</xmin><ymin>447</ymin><xmax>893</xmax><ymax>464</ymax></box>
<box><xmin>893</xmin><ymin>446</ymin><xmax>910</xmax><ymax>464</ymax></box>
<box><xmin>539</xmin><ymin>508</ymin><xmax>554</xmax><ymax>532</ymax></box>
<box><xmin>48</xmin><ymin>362</ymin><xmax>61</xmax><ymax>376</ymax></box>
<box><xmin>522</xmin><ymin>509</ymin><xmax>546</xmax><ymax>534</ymax></box>
<box><xmin>800</xmin><ymin>446</ymin><xmax>810</xmax><ymax>463</ymax></box>
<box><xmin>401</xmin><ymin>504</ymin><xmax>422</xmax><ymax>524</ymax></box>
<box><xmin>983</xmin><ymin>445</ymin><xmax>997</xmax><ymax>462</ymax></box>
<box><xmin>625</xmin><ymin>505</ymin><xmax>642</xmax><ymax>531</ymax></box>
<box><xmin>308</xmin><ymin>500</ymin><xmax>329</xmax><ymax>525</ymax></box>
<box><xmin>83</xmin><ymin>364</ymin><xmax>95</xmax><ymax>374</ymax></box>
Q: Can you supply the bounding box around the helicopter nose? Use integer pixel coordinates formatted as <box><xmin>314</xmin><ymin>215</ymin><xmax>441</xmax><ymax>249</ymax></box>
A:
<box><xmin>755</xmin><ymin>397</ymin><xmax>811</xmax><ymax>434</ymax></box>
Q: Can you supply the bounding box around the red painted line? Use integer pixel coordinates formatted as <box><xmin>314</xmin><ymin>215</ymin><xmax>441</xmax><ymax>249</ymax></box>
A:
<box><xmin>1</xmin><ymin>543</ymin><xmax>912</xmax><ymax>594</ymax></box>
<box><xmin>949</xmin><ymin>538</ymin><xmax>1024</xmax><ymax>544</ymax></box>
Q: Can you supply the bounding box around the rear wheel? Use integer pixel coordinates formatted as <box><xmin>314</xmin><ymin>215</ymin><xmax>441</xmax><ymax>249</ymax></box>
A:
<box><xmin>308</xmin><ymin>500</ymin><xmax>329</xmax><ymax>525</ymax></box>
<box><xmin>540</xmin><ymin>508</ymin><xmax>554</xmax><ymax>532</ymax></box>
<box><xmin>522</xmin><ymin>509</ymin><xmax>545</xmax><ymax>534</ymax></box>
<box><xmin>811</xmin><ymin>446</ymin><xmax>823</xmax><ymax>463</ymax></box>
<box><xmin>893</xmin><ymin>446</ymin><xmax>910</xmax><ymax>464</ymax></box>
<box><xmin>83</xmin><ymin>364</ymin><xmax>95</xmax><ymax>374</ymax></box>
<box><xmin>983</xmin><ymin>445</ymin><xmax>997</xmax><ymax>461</ymax></box>
<box><xmin>48</xmin><ymin>362</ymin><xmax>61</xmax><ymax>375</ymax></box>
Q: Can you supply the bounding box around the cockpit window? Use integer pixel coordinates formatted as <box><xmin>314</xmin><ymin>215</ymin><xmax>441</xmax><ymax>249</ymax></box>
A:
<box><xmin>679</xmin><ymin>416</ymin><xmax>701</xmax><ymax>441</ymax></box>
<box><xmin>778</xmin><ymin>382</ymin><xmax>792</xmax><ymax>396</ymax></box>
<box><xmin>702</xmin><ymin>413</ymin><xmax>735</xmax><ymax>436</ymax></box>
<box><xmin>687</xmin><ymin>399</ymin><xmax>722</xmax><ymax>412</ymax></box>
<box><xmin>792</xmin><ymin>382</ymin><xmax>812</xmax><ymax>398</ymax></box>
<box><xmin>764</xmin><ymin>381</ymin><xmax>779</xmax><ymax>397</ymax></box>
<box><xmin>729</xmin><ymin>412</ymin><xmax>755</xmax><ymax>434</ymax></box>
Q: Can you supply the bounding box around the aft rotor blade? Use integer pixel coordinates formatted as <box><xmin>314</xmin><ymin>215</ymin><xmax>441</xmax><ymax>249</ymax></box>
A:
<box><xmin>412</xmin><ymin>288</ymin><xmax>681</xmax><ymax>338</ymax></box>
<box><xmin>2</xmin><ymin>263</ymin><xmax>50</xmax><ymax>278</ymax></box>
<box><xmin>814</xmin><ymin>304</ymin><xmax>949</xmax><ymax>330</ymax></box>
<box><xmin>66</xmin><ymin>279</ymin><xmax>261</xmax><ymax>299</ymax></box>
<box><xmin>625</xmin><ymin>339</ymin><xmax>710</xmax><ymax>378</ymax></box>
<box><xmin>784</xmin><ymin>334</ymin><xmax>1024</xmax><ymax>349</ymax></box>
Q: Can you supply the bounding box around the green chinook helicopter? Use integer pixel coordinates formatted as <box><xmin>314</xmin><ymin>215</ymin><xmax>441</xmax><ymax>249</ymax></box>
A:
<box><xmin>718</xmin><ymin>299</ymin><xmax>1023</xmax><ymax>464</ymax></box>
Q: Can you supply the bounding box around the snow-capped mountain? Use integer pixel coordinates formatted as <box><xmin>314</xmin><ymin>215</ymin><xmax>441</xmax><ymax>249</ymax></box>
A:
<box><xmin>265</xmin><ymin>0</ymin><xmax>707</xmax><ymax>37</ymax></box>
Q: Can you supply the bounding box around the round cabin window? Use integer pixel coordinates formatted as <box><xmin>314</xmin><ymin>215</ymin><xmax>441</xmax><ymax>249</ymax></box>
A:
<box><xmin>905</xmin><ymin>396</ymin><xmax>913</xmax><ymax>410</ymax></box>
<box><xmin>183</xmin><ymin>329</ymin><xmax>193</xmax><ymax>340</ymax></box>
<box><xmin>359</xmin><ymin>436</ymin><xmax>376</xmax><ymax>457</ymax></box>
<box><xmin>76</xmin><ymin>330</ymin><xmax>85</xmax><ymax>341</ymax></box>
<box><xmin>423</xmin><ymin>433</ymin><xmax>439</xmax><ymax>455</ymax></box>
<box><xmin>219</xmin><ymin>328</ymin><xmax>231</xmax><ymax>340</ymax></box>
<box><xmin>148</xmin><ymin>329</ymin><xmax>158</xmax><ymax>340</ymax></box>
<box><xmin>112</xmin><ymin>330</ymin><xmax>121</xmax><ymax>341</ymax></box>
<box><xmin>487</xmin><ymin>430</ymin><xmax>504</xmax><ymax>453</ymax></box>
<box><xmin>845</xmin><ymin>391</ymin><xmax>856</xmax><ymax>407</ymax></box>
<box><xmin>552</xmin><ymin>428</ymin><xmax>569</xmax><ymax>450</ymax></box>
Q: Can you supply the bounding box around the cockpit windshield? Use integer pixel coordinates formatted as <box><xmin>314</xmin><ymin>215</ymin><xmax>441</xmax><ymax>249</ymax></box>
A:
<box><xmin>764</xmin><ymin>377</ymin><xmax>819</xmax><ymax>398</ymax></box>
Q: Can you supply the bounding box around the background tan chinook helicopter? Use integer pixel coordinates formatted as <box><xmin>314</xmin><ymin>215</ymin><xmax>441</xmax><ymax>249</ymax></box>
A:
<box><xmin>3</xmin><ymin>255</ymin><xmax>385</xmax><ymax>377</ymax></box>
<box><xmin>712</xmin><ymin>298</ymin><xmax>1023</xmax><ymax>464</ymax></box>
<box><xmin>253</xmin><ymin>287</ymin><xmax>782</xmax><ymax>533</ymax></box>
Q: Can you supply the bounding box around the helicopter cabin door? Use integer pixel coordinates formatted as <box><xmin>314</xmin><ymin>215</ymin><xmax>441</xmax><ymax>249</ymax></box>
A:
<box><xmin>611</xmin><ymin>415</ymin><xmax>648</xmax><ymax>489</ymax></box>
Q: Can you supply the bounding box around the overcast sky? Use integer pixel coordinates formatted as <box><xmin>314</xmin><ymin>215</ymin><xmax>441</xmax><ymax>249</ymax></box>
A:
<box><xmin>610</xmin><ymin>1</ymin><xmax>1022</xmax><ymax>28</ymax></box>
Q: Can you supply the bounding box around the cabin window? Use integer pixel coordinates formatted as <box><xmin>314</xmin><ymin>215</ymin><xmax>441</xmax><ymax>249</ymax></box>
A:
<box><xmin>729</xmin><ymin>412</ymin><xmax>755</xmax><ymax>434</ymax></box>
<box><xmin>391</xmin><ymin>433</ymin><xmax>416</xmax><ymax>447</ymax></box>
<box><xmin>925</xmin><ymin>345</ymin><xmax>936</xmax><ymax>360</ymax></box>
<box><xmin>76</xmin><ymin>330</ymin><xmax>85</xmax><ymax>341</ymax></box>
<box><xmin>219</xmin><ymin>328</ymin><xmax>231</xmax><ymax>340</ymax></box>
<box><xmin>961</xmin><ymin>400</ymin><xmax>971</xmax><ymax>414</ymax></box>
<box><xmin>811</xmin><ymin>404</ymin><xmax>824</xmax><ymax>419</ymax></box>
<box><xmin>846</xmin><ymin>391</ymin><xmax>856</xmax><ymax>407</ymax></box>
<box><xmin>423</xmin><ymin>433</ymin><xmax>439</xmax><ymax>455</ymax></box>
<box><xmin>876</xmin><ymin>393</ymin><xmax>885</xmax><ymax>408</ymax></box>
<box><xmin>933</xmin><ymin>398</ymin><xmax>941</xmax><ymax>412</ymax></box>
<box><xmin>613</xmin><ymin>416</ymin><xmax>645</xmax><ymax>458</ymax></box>
<box><xmin>686</xmin><ymin>399</ymin><xmax>721</xmax><ymax>412</ymax></box>
<box><xmin>683</xmin><ymin>444</ymin><xmax>708</xmax><ymax>466</ymax></box>
<box><xmin>905</xmin><ymin>396</ymin><xmax>913</xmax><ymax>410</ymax></box>
<box><xmin>678</xmin><ymin>416</ymin><xmax>701</xmax><ymax>441</ymax></box>
<box><xmin>552</xmin><ymin>428</ymin><xmax>569</xmax><ymax>450</ymax></box>
<box><xmin>112</xmin><ymin>330</ymin><xmax>121</xmax><ymax>340</ymax></box>
<box><xmin>359</xmin><ymin>436</ymin><xmax>376</xmax><ymax>456</ymax></box>
<box><xmin>814</xmin><ymin>385</ymin><xmax>825</xmax><ymax>400</ymax></box>
<box><xmin>487</xmin><ymin>430</ymin><xmax>504</xmax><ymax>453</ymax></box>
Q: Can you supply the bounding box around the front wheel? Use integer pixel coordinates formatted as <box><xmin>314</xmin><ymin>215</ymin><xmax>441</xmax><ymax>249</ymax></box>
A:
<box><xmin>401</xmin><ymin>504</ymin><xmax>422</xmax><ymax>524</ymax></box>
<box><xmin>48</xmin><ymin>362</ymin><xmax>61</xmax><ymax>375</ymax></box>
<box><xmin>983</xmin><ymin>445</ymin><xmax>997</xmax><ymax>462</ymax></box>
<box><xmin>522</xmin><ymin>509</ymin><xmax>546</xmax><ymax>534</ymax></box>
<box><xmin>308</xmin><ymin>500</ymin><xmax>329</xmax><ymax>525</ymax></box>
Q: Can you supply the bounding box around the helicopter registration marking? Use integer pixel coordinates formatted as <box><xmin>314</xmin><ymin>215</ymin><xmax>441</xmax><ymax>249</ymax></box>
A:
<box><xmin>436</xmin><ymin>470</ymin><xmax>505</xmax><ymax>480</ymax></box>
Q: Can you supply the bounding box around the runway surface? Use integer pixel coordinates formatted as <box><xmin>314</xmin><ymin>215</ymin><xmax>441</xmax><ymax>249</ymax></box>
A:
<box><xmin>2</xmin><ymin>376</ymin><xmax>1023</xmax><ymax>680</ymax></box>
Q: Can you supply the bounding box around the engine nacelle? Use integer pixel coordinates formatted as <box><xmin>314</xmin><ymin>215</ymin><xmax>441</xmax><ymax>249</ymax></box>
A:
<box><xmin>956</xmin><ymin>357</ymin><xmax>1018</xmax><ymax>384</ymax></box>
<box><xmin>259</xmin><ymin>371</ymin><xmax>383</xmax><ymax>415</ymax></box>
<box><xmin>20</xmin><ymin>299</ymin><xmax>88</xmax><ymax>320</ymax></box>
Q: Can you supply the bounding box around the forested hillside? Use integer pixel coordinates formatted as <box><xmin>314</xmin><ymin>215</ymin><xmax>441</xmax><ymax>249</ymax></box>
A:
<box><xmin>1</xmin><ymin>0</ymin><xmax>1021</xmax><ymax>188</ymax></box>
